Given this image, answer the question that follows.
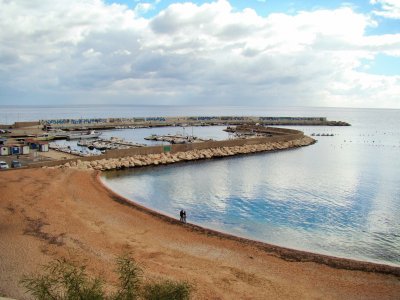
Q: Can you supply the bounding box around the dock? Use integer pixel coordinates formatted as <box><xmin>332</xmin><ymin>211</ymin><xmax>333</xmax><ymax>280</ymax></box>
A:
<box><xmin>224</xmin><ymin>125</ymin><xmax>302</xmax><ymax>137</ymax></box>
<box><xmin>31</xmin><ymin>116</ymin><xmax>350</xmax><ymax>131</ymax></box>
<box><xmin>78</xmin><ymin>137</ymin><xmax>146</xmax><ymax>151</ymax></box>
<box><xmin>144</xmin><ymin>133</ymin><xmax>212</xmax><ymax>144</ymax></box>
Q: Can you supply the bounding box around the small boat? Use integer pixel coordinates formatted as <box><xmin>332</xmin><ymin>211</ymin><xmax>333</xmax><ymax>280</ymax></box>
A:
<box><xmin>144</xmin><ymin>134</ymin><xmax>158</xmax><ymax>141</ymax></box>
<box><xmin>36</xmin><ymin>133</ymin><xmax>56</xmax><ymax>141</ymax></box>
<box><xmin>66</xmin><ymin>130</ymin><xmax>102</xmax><ymax>140</ymax></box>
<box><xmin>38</xmin><ymin>130</ymin><xmax>69</xmax><ymax>140</ymax></box>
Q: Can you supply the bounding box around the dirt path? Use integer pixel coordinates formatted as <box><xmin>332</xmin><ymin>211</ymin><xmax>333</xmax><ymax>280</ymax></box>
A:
<box><xmin>0</xmin><ymin>168</ymin><xmax>399</xmax><ymax>299</ymax></box>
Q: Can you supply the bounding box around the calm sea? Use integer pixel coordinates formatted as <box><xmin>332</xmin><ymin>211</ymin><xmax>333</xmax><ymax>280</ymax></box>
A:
<box><xmin>2</xmin><ymin>105</ymin><xmax>399</xmax><ymax>266</ymax></box>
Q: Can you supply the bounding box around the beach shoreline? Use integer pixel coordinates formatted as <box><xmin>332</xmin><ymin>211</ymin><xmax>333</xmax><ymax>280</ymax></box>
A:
<box><xmin>1</xmin><ymin>168</ymin><xmax>399</xmax><ymax>299</ymax></box>
<box><xmin>97</xmin><ymin>172</ymin><xmax>400</xmax><ymax>276</ymax></box>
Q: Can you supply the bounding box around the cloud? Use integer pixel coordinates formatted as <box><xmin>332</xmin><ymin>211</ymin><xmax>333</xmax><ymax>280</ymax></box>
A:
<box><xmin>134</xmin><ymin>1</ymin><xmax>156</xmax><ymax>15</ymax></box>
<box><xmin>371</xmin><ymin>0</ymin><xmax>400</xmax><ymax>19</ymax></box>
<box><xmin>0</xmin><ymin>0</ymin><xmax>399</xmax><ymax>108</ymax></box>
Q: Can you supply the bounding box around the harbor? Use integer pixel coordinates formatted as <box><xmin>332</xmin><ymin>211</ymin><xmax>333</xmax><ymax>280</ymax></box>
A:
<box><xmin>0</xmin><ymin>114</ymin><xmax>355</xmax><ymax>168</ymax></box>
<box><xmin>26</xmin><ymin>125</ymin><xmax>311</xmax><ymax>169</ymax></box>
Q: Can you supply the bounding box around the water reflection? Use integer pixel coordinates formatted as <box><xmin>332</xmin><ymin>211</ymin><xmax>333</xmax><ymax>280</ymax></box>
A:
<box><xmin>100</xmin><ymin>108</ymin><xmax>400</xmax><ymax>266</ymax></box>
<box><xmin>102</xmin><ymin>139</ymin><xmax>400</xmax><ymax>265</ymax></box>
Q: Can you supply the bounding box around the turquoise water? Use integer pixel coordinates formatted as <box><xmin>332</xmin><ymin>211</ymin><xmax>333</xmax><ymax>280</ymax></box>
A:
<box><xmin>2</xmin><ymin>105</ymin><xmax>399</xmax><ymax>265</ymax></box>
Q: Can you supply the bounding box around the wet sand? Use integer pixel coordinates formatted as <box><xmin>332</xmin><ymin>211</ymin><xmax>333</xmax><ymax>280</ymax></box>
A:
<box><xmin>0</xmin><ymin>168</ymin><xmax>399</xmax><ymax>299</ymax></box>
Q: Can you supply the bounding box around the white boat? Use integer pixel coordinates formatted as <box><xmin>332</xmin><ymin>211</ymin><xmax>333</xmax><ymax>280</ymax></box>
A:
<box><xmin>66</xmin><ymin>130</ymin><xmax>102</xmax><ymax>140</ymax></box>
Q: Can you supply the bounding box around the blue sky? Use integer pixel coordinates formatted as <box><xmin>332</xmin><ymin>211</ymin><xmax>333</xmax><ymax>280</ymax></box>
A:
<box><xmin>1</xmin><ymin>0</ymin><xmax>399</xmax><ymax>108</ymax></box>
<box><xmin>106</xmin><ymin>0</ymin><xmax>399</xmax><ymax>32</ymax></box>
<box><xmin>106</xmin><ymin>0</ymin><xmax>374</xmax><ymax>14</ymax></box>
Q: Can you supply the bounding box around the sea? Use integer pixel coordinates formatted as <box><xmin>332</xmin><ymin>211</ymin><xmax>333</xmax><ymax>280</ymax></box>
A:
<box><xmin>2</xmin><ymin>105</ymin><xmax>399</xmax><ymax>266</ymax></box>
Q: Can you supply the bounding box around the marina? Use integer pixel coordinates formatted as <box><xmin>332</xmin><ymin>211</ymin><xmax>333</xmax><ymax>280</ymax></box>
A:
<box><xmin>144</xmin><ymin>133</ymin><xmax>213</xmax><ymax>144</ymax></box>
<box><xmin>49</xmin><ymin>142</ymin><xmax>98</xmax><ymax>157</ymax></box>
<box><xmin>1</xmin><ymin>114</ymin><xmax>350</xmax><ymax>163</ymax></box>
<box><xmin>77</xmin><ymin>137</ymin><xmax>146</xmax><ymax>150</ymax></box>
<box><xmin>66</xmin><ymin>130</ymin><xmax>102</xmax><ymax>140</ymax></box>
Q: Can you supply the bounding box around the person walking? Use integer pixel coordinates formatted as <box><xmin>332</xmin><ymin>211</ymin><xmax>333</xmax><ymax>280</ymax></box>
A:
<box><xmin>179</xmin><ymin>210</ymin><xmax>184</xmax><ymax>222</ymax></box>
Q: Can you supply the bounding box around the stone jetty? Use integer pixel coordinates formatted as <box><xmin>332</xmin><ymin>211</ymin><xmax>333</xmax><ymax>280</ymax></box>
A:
<box><xmin>45</xmin><ymin>136</ymin><xmax>315</xmax><ymax>171</ymax></box>
<box><xmin>35</xmin><ymin>115</ymin><xmax>350</xmax><ymax>131</ymax></box>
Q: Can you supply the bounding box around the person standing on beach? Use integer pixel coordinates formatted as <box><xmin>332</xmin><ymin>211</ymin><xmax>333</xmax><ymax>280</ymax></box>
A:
<box><xmin>180</xmin><ymin>210</ymin><xmax>184</xmax><ymax>222</ymax></box>
<box><xmin>183</xmin><ymin>210</ymin><xmax>187</xmax><ymax>223</ymax></box>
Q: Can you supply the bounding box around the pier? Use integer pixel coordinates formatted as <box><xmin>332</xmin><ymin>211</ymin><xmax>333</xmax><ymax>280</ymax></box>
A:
<box><xmin>78</xmin><ymin>137</ymin><xmax>146</xmax><ymax>151</ymax></box>
<box><xmin>224</xmin><ymin>125</ymin><xmax>301</xmax><ymax>137</ymax></box>
<box><xmin>36</xmin><ymin>115</ymin><xmax>350</xmax><ymax>130</ymax></box>
<box><xmin>144</xmin><ymin>133</ymin><xmax>212</xmax><ymax>144</ymax></box>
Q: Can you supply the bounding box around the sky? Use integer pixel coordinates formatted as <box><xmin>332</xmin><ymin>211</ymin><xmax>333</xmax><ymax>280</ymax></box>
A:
<box><xmin>0</xmin><ymin>0</ymin><xmax>400</xmax><ymax>108</ymax></box>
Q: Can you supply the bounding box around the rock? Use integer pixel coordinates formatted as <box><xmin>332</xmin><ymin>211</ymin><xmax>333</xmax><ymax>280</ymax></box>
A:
<box><xmin>49</xmin><ymin>136</ymin><xmax>317</xmax><ymax>170</ymax></box>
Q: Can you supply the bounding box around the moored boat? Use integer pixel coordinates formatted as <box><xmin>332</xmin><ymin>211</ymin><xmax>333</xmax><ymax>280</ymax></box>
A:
<box><xmin>66</xmin><ymin>130</ymin><xmax>102</xmax><ymax>140</ymax></box>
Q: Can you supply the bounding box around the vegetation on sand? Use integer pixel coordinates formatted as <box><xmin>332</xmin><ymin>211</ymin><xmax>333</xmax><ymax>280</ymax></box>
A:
<box><xmin>20</xmin><ymin>254</ymin><xmax>191</xmax><ymax>300</ymax></box>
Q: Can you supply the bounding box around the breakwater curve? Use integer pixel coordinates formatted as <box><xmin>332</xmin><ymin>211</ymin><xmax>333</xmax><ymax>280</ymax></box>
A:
<box><xmin>41</xmin><ymin>134</ymin><xmax>315</xmax><ymax>171</ymax></box>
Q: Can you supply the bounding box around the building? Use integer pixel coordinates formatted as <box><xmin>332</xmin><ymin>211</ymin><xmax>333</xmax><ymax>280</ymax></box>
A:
<box><xmin>0</xmin><ymin>146</ymin><xmax>9</xmax><ymax>156</ymax></box>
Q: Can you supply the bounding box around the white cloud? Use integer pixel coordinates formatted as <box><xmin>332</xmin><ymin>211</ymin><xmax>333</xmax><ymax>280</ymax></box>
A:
<box><xmin>371</xmin><ymin>0</ymin><xmax>400</xmax><ymax>19</ymax></box>
<box><xmin>0</xmin><ymin>0</ymin><xmax>399</xmax><ymax>108</ymax></box>
<box><xmin>134</xmin><ymin>2</ymin><xmax>156</xmax><ymax>15</ymax></box>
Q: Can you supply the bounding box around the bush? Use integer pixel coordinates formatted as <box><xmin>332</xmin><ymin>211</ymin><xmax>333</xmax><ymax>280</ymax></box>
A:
<box><xmin>142</xmin><ymin>280</ymin><xmax>191</xmax><ymax>300</ymax></box>
<box><xmin>20</xmin><ymin>258</ymin><xmax>105</xmax><ymax>300</ymax></box>
<box><xmin>20</xmin><ymin>254</ymin><xmax>192</xmax><ymax>300</ymax></box>
<box><xmin>113</xmin><ymin>254</ymin><xmax>142</xmax><ymax>300</ymax></box>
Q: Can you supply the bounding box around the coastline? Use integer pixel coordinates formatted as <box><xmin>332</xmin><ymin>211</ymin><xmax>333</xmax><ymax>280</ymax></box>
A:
<box><xmin>1</xmin><ymin>168</ymin><xmax>399</xmax><ymax>299</ymax></box>
<box><xmin>98</xmin><ymin>172</ymin><xmax>400</xmax><ymax>276</ymax></box>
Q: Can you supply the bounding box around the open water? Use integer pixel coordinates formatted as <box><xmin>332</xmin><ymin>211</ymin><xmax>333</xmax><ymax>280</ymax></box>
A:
<box><xmin>1</xmin><ymin>105</ymin><xmax>399</xmax><ymax>265</ymax></box>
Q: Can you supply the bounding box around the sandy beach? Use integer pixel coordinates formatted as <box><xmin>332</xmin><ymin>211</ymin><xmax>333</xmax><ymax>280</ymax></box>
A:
<box><xmin>1</xmin><ymin>168</ymin><xmax>399</xmax><ymax>299</ymax></box>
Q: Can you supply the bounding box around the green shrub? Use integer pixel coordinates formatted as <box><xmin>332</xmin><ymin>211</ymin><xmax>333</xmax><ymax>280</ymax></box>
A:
<box><xmin>113</xmin><ymin>254</ymin><xmax>142</xmax><ymax>300</ymax></box>
<box><xmin>20</xmin><ymin>258</ymin><xmax>105</xmax><ymax>300</ymax></box>
<box><xmin>142</xmin><ymin>280</ymin><xmax>191</xmax><ymax>300</ymax></box>
<box><xmin>20</xmin><ymin>255</ymin><xmax>192</xmax><ymax>300</ymax></box>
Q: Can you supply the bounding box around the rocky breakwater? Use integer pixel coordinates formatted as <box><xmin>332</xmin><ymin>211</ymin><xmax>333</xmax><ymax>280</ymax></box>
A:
<box><xmin>45</xmin><ymin>136</ymin><xmax>315</xmax><ymax>171</ymax></box>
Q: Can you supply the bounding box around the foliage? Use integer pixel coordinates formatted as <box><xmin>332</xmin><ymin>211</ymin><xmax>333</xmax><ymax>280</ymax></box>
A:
<box><xmin>20</xmin><ymin>254</ymin><xmax>192</xmax><ymax>300</ymax></box>
<box><xmin>112</xmin><ymin>254</ymin><xmax>142</xmax><ymax>300</ymax></box>
<box><xmin>20</xmin><ymin>258</ymin><xmax>104</xmax><ymax>300</ymax></box>
<box><xmin>142</xmin><ymin>280</ymin><xmax>191</xmax><ymax>300</ymax></box>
